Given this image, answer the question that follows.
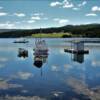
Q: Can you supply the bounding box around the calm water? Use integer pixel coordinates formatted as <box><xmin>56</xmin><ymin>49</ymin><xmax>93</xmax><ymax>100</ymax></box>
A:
<box><xmin>0</xmin><ymin>38</ymin><xmax>100</xmax><ymax>100</ymax></box>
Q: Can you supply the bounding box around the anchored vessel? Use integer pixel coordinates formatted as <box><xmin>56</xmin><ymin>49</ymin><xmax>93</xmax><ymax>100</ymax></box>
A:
<box><xmin>13</xmin><ymin>38</ymin><xmax>29</xmax><ymax>43</ymax></box>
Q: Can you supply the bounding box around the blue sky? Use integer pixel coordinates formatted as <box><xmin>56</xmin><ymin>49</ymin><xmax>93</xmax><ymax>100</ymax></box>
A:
<box><xmin>0</xmin><ymin>0</ymin><xmax>100</xmax><ymax>29</ymax></box>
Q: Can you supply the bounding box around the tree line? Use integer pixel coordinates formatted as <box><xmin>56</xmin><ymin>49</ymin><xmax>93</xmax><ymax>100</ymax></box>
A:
<box><xmin>0</xmin><ymin>23</ymin><xmax>100</xmax><ymax>38</ymax></box>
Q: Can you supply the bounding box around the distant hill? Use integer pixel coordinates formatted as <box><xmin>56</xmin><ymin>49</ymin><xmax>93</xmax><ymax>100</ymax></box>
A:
<box><xmin>0</xmin><ymin>29</ymin><xmax>15</xmax><ymax>33</ymax></box>
<box><xmin>0</xmin><ymin>24</ymin><xmax>100</xmax><ymax>38</ymax></box>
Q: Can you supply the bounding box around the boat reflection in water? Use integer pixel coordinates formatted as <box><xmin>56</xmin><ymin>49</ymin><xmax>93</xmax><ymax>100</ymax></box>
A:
<box><xmin>73</xmin><ymin>53</ymin><xmax>85</xmax><ymax>63</ymax></box>
<box><xmin>33</xmin><ymin>39</ymin><xmax>49</xmax><ymax>69</ymax></box>
<box><xmin>18</xmin><ymin>48</ymin><xmax>28</xmax><ymax>58</ymax></box>
<box><xmin>64</xmin><ymin>41</ymin><xmax>89</xmax><ymax>63</ymax></box>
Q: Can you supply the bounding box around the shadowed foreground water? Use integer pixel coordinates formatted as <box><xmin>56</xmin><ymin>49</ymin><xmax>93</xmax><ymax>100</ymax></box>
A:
<box><xmin>0</xmin><ymin>38</ymin><xmax>100</xmax><ymax>100</ymax></box>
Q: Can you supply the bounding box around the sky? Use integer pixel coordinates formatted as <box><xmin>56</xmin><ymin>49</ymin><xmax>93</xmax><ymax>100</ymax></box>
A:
<box><xmin>0</xmin><ymin>0</ymin><xmax>100</xmax><ymax>29</ymax></box>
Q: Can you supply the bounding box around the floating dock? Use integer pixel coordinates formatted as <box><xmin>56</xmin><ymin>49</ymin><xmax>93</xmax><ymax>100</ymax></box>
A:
<box><xmin>64</xmin><ymin>40</ymin><xmax>89</xmax><ymax>54</ymax></box>
<box><xmin>64</xmin><ymin>49</ymin><xmax>89</xmax><ymax>54</ymax></box>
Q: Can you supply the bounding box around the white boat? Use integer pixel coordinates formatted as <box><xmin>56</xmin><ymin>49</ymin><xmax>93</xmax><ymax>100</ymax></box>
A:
<box><xmin>13</xmin><ymin>38</ymin><xmax>29</xmax><ymax>43</ymax></box>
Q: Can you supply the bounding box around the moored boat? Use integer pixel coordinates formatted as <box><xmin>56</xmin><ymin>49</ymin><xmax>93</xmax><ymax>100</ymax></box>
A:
<box><xmin>13</xmin><ymin>38</ymin><xmax>29</xmax><ymax>43</ymax></box>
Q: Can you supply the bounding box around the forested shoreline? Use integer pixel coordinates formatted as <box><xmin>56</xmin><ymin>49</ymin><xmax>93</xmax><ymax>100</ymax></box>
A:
<box><xmin>0</xmin><ymin>24</ymin><xmax>100</xmax><ymax>38</ymax></box>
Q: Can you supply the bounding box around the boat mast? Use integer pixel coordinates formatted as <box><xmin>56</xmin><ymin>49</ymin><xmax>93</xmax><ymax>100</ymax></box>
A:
<box><xmin>39</xmin><ymin>27</ymin><xmax>42</xmax><ymax>41</ymax></box>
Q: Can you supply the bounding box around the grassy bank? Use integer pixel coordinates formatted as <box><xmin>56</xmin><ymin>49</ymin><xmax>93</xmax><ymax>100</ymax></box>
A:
<box><xmin>32</xmin><ymin>33</ymin><xmax>72</xmax><ymax>38</ymax></box>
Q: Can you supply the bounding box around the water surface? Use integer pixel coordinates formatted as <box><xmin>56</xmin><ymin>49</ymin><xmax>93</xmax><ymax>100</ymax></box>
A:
<box><xmin>0</xmin><ymin>38</ymin><xmax>100</xmax><ymax>100</ymax></box>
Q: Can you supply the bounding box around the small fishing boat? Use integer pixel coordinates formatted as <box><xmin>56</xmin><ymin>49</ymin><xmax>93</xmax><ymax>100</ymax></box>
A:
<box><xmin>13</xmin><ymin>38</ymin><xmax>29</xmax><ymax>43</ymax></box>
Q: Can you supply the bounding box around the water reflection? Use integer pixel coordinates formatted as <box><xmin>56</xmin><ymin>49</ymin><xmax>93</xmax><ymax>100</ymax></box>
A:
<box><xmin>72</xmin><ymin>52</ymin><xmax>90</xmax><ymax>63</ymax></box>
<box><xmin>18</xmin><ymin>48</ymin><xmax>28</xmax><ymax>58</ymax></box>
<box><xmin>0</xmin><ymin>39</ymin><xmax>100</xmax><ymax>100</ymax></box>
<box><xmin>73</xmin><ymin>53</ymin><xmax>84</xmax><ymax>63</ymax></box>
<box><xmin>33</xmin><ymin>39</ymin><xmax>49</xmax><ymax>68</ymax></box>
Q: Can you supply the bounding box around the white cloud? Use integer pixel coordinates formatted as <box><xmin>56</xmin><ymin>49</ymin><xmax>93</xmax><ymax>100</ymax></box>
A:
<box><xmin>73</xmin><ymin>7</ymin><xmax>79</xmax><ymax>11</ymax></box>
<box><xmin>59</xmin><ymin>19</ymin><xmax>69</xmax><ymax>24</ymax></box>
<box><xmin>86</xmin><ymin>6</ymin><xmax>100</xmax><ymax>17</ymax></box>
<box><xmin>0</xmin><ymin>12</ymin><xmax>7</xmax><ymax>16</ymax></box>
<box><xmin>11</xmin><ymin>72</ymin><xmax>33</xmax><ymax>80</ymax></box>
<box><xmin>82</xmin><ymin>1</ymin><xmax>87</xmax><ymax>5</ymax></box>
<box><xmin>31</xmin><ymin>16</ymin><xmax>41</xmax><ymax>20</ymax></box>
<box><xmin>63</xmin><ymin>3</ymin><xmax>73</xmax><ymax>8</ymax></box>
<box><xmin>0</xmin><ymin>80</ymin><xmax>22</xmax><ymax>90</ymax></box>
<box><xmin>14</xmin><ymin>13</ymin><xmax>25</xmax><ymax>17</ymax></box>
<box><xmin>50</xmin><ymin>0</ymin><xmax>74</xmax><ymax>8</ymax></box>
<box><xmin>0</xmin><ymin>22</ymin><xmax>16</xmax><ymax>29</ymax></box>
<box><xmin>86</xmin><ymin>13</ymin><xmax>97</xmax><ymax>16</ymax></box>
<box><xmin>63</xmin><ymin>0</ymin><xmax>74</xmax><ymax>8</ymax></box>
<box><xmin>78</xmin><ymin>1</ymin><xmax>87</xmax><ymax>7</ymax></box>
<box><xmin>50</xmin><ymin>1</ymin><xmax>61</xmax><ymax>7</ymax></box>
<box><xmin>72</xmin><ymin>1</ymin><xmax>87</xmax><ymax>11</ymax></box>
<box><xmin>54</xmin><ymin>18</ymin><xmax>69</xmax><ymax>25</ymax></box>
<box><xmin>51</xmin><ymin>91</ymin><xmax>64</xmax><ymax>97</ymax></box>
<box><xmin>27</xmin><ymin>20</ymin><xmax>35</xmax><ymax>23</ymax></box>
<box><xmin>31</xmin><ymin>13</ymin><xmax>48</xmax><ymax>21</ymax></box>
<box><xmin>92</xmin><ymin>6</ymin><xmax>100</xmax><ymax>12</ymax></box>
<box><xmin>50</xmin><ymin>0</ymin><xmax>86</xmax><ymax>9</ymax></box>
<box><xmin>18</xmin><ymin>72</ymin><xmax>33</xmax><ymax>80</ymax></box>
